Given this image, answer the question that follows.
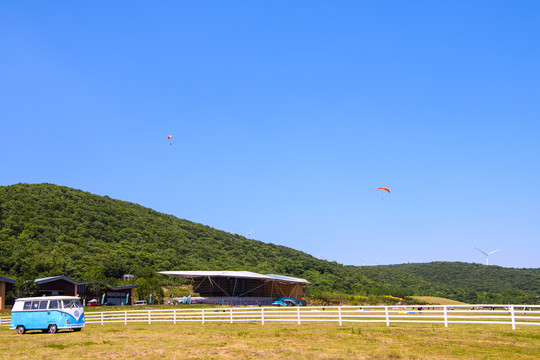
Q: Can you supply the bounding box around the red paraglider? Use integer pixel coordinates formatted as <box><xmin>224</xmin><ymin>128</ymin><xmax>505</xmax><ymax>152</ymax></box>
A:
<box><xmin>167</xmin><ymin>135</ymin><xmax>172</xmax><ymax>145</ymax></box>
<box><xmin>376</xmin><ymin>187</ymin><xmax>390</xmax><ymax>200</ymax></box>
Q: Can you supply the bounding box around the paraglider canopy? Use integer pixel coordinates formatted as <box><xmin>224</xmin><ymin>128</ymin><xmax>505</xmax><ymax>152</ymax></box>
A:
<box><xmin>167</xmin><ymin>135</ymin><xmax>172</xmax><ymax>139</ymax></box>
<box><xmin>376</xmin><ymin>187</ymin><xmax>390</xmax><ymax>200</ymax></box>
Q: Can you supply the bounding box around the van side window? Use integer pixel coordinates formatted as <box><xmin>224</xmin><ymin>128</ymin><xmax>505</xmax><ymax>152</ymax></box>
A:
<box><xmin>23</xmin><ymin>301</ymin><xmax>32</xmax><ymax>310</ymax></box>
<box><xmin>31</xmin><ymin>301</ymin><xmax>40</xmax><ymax>310</ymax></box>
<box><xmin>49</xmin><ymin>300</ymin><xmax>59</xmax><ymax>309</ymax></box>
<box><xmin>39</xmin><ymin>300</ymin><xmax>48</xmax><ymax>310</ymax></box>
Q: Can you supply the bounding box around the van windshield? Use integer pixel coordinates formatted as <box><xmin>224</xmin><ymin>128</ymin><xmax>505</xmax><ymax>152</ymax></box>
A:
<box><xmin>62</xmin><ymin>300</ymin><xmax>82</xmax><ymax>309</ymax></box>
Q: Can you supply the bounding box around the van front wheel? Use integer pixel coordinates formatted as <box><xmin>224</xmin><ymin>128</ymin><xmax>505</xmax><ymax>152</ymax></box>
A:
<box><xmin>48</xmin><ymin>324</ymin><xmax>58</xmax><ymax>334</ymax></box>
<box><xmin>16</xmin><ymin>325</ymin><xmax>26</xmax><ymax>334</ymax></box>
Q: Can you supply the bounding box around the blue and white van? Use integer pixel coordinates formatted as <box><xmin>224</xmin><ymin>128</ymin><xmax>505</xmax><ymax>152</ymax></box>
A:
<box><xmin>10</xmin><ymin>296</ymin><xmax>85</xmax><ymax>334</ymax></box>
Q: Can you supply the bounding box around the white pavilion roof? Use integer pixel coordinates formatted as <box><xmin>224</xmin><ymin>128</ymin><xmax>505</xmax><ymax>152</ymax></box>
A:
<box><xmin>159</xmin><ymin>271</ymin><xmax>310</xmax><ymax>284</ymax></box>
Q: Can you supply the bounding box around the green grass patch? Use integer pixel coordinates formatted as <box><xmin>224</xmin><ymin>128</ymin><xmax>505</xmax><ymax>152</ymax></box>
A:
<box><xmin>504</xmin><ymin>331</ymin><xmax>540</xmax><ymax>340</ymax></box>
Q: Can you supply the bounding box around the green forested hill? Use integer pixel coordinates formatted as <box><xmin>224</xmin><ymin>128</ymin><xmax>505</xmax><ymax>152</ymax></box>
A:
<box><xmin>1</xmin><ymin>183</ymin><xmax>539</xmax><ymax>304</ymax></box>
<box><xmin>0</xmin><ymin>183</ymin><xmax>380</xmax><ymax>295</ymax></box>
<box><xmin>389</xmin><ymin>262</ymin><xmax>540</xmax><ymax>299</ymax></box>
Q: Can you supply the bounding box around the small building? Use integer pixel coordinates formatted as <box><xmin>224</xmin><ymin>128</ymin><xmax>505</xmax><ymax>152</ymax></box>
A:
<box><xmin>122</xmin><ymin>274</ymin><xmax>135</xmax><ymax>282</ymax></box>
<box><xmin>35</xmin><ymin>276</ymin><xmax>79</xmax><ymax>296</ymax></box>
<box><xmin>0</xmin><ymin>276</ymin><xmax>16</xmax><ymax>310</ymax></box>
<box><xmin>159</xmin><ymin>271</ymin><xmax>310</xmax><ymax>305</ymax></box>
<box><xmin>35</xmin><ymin>276</ymin><xmax>138</xmax><ymax>306</ymax></box>
<box><xmin>77</xmin><ymin>281</ymin><xmax>138</xmax><ymax>306</ymax></box>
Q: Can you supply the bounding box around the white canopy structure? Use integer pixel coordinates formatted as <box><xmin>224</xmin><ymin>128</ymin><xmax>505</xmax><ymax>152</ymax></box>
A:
<box><xmin>159</xmin><ymin>271</ymin><xmax>310</xmax><ymax>305</ymax></box>
<box><xmin>159</xmin><ymin>271</ymin><xmax>309</xmax><ymax>284</ymax></box>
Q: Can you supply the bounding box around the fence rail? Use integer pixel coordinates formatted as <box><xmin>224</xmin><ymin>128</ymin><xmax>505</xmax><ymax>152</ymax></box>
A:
<box><xmin>0</xmin><ymin>316</ymin><xmax>9</xmax><ymax>327</ymax></box>
<box><xmin>3</xmin><ymin>305</ymin><xmax>540</xmax><ymax>330</ymax></box>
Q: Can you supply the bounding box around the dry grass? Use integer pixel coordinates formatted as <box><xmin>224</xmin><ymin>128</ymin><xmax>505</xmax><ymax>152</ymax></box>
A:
<box><xmin>1</xmin><ymin>321</ymin><xmax>539</xmax><ymax>359</ymax></box>
<box><xmin>411</xmin><ymin>296</ymin><xmax>468</xmax><ymax>305</ymax></box>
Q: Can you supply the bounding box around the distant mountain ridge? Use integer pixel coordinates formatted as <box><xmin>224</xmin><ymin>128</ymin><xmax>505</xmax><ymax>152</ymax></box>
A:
<box><xmin>1</xmin><ymin>183</ymin><xmax>539</xmax><ymax>304</ymax></box>
<box><xmin>389</xmin><ymin>262</ymin><xmax>540</xmax><ymax>295</ymax></box>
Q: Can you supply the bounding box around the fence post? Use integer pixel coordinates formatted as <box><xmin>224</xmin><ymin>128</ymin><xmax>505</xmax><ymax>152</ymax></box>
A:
<box><xmin>101</xmin><ymin>312</ymin><xmax>104</xmax><ymax>326</ymax></box>
<box><xmin>443</xmin><ymin>306</ymin><xmax>448</xmax><ymax>328</ymax></box>
<box><xmin>385</xmin><ymin>306</ymin><xmax>390</xmax><ymax>327</ymax></box>
<box><xmin>511</xmin><ymin>306</ymin><xmax>516</xmax><ymax>330</ymax></box>
<box><xmin>297</xmin><ymin>306</ymin><xmax>301</xmax><ymax>325</ymax></box>
<box><xmin>261</xmin><ymin>307</ymin><xmax>265</xmax><ymax>326</ymax></box>
<box><xmin>339</xmin><ymin>307</ymin><xmax>342</xmax><ymax>327</ymax></box>
<box><xmin>174</xmin><ymin>309</ymin><xmax>177</xmax><ymax>325</ymax></box>
<box><xmin>202</xmin><ymin>309</ymin><xmax>205</xmax><ymax>324</ymax></box>
<box><xmin>230</xmin><ymin>308</ymin><xmax>233</xmax><ymax>324</ymax></box>
<box><xmin>148</xmin><ymin>310</ymin><xmax>151</xmax><ymax>325</ymax></box>
<box><xmin>125</xmin><ymin>311</ymin><xmax>127</xmax><ymax>326</ymax></box>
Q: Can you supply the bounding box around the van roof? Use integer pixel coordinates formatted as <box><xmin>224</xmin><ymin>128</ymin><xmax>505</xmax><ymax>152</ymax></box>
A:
<box><xmin>15</xmin><ymin>296</ymin><xmax>81</xmax><ymax>301</ymax></box>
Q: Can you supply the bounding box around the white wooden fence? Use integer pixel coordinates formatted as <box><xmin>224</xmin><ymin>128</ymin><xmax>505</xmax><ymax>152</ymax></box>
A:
<box><xmin>2</xmin><ymin>305</ymin><xmax>539</xmax><ymax>330</ymax></box>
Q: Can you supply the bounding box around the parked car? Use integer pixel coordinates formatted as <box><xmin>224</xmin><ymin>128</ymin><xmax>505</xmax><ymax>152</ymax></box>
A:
<box><xmin>272</xmin><ymin>297</ymin><xmax>301</xmax><ymax>307</ymax></box>
<box><xmin>133</xmin><ymin>300</ymin><xmax>147</xmax><ymax>306</ymax></box>
<box><xmin>87</xmin><ymin>299</ymin><xmax>99</xmax><ymax>306</ymax></box>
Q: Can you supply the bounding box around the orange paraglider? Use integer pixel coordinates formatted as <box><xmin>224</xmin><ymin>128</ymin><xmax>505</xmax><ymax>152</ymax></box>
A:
<box><xmin>376</xmin><ymin>187</ymin><xmax>390</xmax><ymax>200</ymax></box>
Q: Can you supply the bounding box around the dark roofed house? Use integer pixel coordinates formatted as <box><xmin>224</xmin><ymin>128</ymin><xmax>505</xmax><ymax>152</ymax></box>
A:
<box><xmin>159</xmin><ymin>271</ymin><xmax>310</xmax><ymax>306</ymax></box>
<box><xmin>0</xmin><ymin>275</ymin><xmax>138</xmax><ymax>308</ymax></box>
<box><xmin>34</xmin><ymin>275</ymin><xmax>138</xmax><ymax>306</ymax></box>
<box><xmin>34</xmin><ymin>276</ymin><xmax>79</xmax><ymax>297</ymax></box>
<box><xmin>0</xmin><ymin>276</ymin><xmax>16</xmax><ymax>309</ymax></box>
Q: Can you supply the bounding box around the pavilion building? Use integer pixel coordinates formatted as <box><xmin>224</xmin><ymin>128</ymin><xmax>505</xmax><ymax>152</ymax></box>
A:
<box><xmin>159</xmin><ymin>271</ymin><xmax>310</xmax><ymax>305</ymax></box>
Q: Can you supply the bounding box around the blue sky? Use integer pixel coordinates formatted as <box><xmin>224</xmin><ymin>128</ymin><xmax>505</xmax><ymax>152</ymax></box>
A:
<box><xmin>1</xmin><ymin>1</ymin><xmax>539</xmax><ymax>268</ymax></box>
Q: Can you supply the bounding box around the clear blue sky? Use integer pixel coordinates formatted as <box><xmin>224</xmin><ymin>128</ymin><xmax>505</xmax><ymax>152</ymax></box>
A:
<box><xmin>1</xmin><ymin>1</ymin><xmax>539</xmax><ymax>268</ymax></box>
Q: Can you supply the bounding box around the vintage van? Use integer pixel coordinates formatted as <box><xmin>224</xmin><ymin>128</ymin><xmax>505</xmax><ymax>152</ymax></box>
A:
<box><xmin>10</xmin><ymin>296</ymin><xmax>85</xmax><ymax>334</ymax></box>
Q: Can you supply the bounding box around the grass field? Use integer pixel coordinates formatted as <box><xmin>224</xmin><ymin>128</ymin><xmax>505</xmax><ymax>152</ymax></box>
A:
<box><xmin>1</xmin><ymin>321</ymin><xmax>539</xmax><ymax>359</ymax></box>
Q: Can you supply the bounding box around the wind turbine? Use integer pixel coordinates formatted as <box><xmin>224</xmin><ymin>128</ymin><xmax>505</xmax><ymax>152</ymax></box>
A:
<box><xmin>406</xmin><ymin>257</ymin><xmax>415</xmax><ymax>264</ymax></box>
<box><xmin>474</xmin><ymin>247</ymin><xmax>500</xmax><ymax>265</ymax></box>
<box><xmin>247</xmin><ymin>229</ymin><xmax>254</xmax><ymax>239</ymax></box>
